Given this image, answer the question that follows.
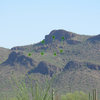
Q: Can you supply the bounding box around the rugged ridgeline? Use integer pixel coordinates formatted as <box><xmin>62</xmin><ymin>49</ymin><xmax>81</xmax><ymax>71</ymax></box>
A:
<box><xmin>0</xmin><ymin>29</ymin><xmax>100</xmax><ymax>98</ymax></box>
<box><xmin>10</xmin><ymin>29</ymin><xmax>83</xmax><ymax>52</ymax></box>
<box><xmin>87</xmin><ymin>34</ymin><xmax>100</xmax><ymax>43</ymax></box>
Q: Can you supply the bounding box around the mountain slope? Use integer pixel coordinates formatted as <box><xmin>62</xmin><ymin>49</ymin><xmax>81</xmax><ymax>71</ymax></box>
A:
<box><xmin>0</xmin><ymin>47</ymin><xmax>10</xmax><ymax>64</ymax></box>
<box><xmin>87</xmin><ymin>34</ymin><xmax>100</xmax><ymax>43</ymax></box>
<box><xmin>0</xmin><ymin>29</ymin><xmax>100</xmax><ymax>98</ymax></box>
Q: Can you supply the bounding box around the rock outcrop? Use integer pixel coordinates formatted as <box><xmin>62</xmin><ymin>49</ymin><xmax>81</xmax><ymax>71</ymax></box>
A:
<box><xmin>28</xmin><ymin>61</ymin><xmax>61</xmax><ymax>76</ymax></box>
<box><xmin>1</xmin><ymin>51</ymin><xmax>36</xmax><ymax>67</ymax></box>
<box><xmin>44</xmin><ymin>29</ymin><xmax>78</xmax><ymax>44</ymax></box>
<box><xmin>63</xmin><ymin>60</ymin><xmax>100</xmax><ymax>71</ymax></box>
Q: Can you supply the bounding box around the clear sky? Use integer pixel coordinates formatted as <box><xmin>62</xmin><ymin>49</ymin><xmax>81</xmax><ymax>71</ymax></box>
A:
<box><xmin>0</xmin><ymin>0</ymin><xmax>100</xmax><ymax>49</ymax></box>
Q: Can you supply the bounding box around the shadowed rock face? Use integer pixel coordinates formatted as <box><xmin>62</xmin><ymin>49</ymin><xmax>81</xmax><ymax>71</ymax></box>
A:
<box><xmin>67</xmin><ymin>40</ymin><xmax>81</xmax><ymax>45</ymax></box>
<box><xmin>63</xmin><ymin>61</ymin><xmax>100</xmax><ymax>71</ymax></box>
<box><xmin>28</xmin><ymin>60</ymin><xmax>100</xmax><ymax>76</ymax></box>
<box><xmin>44</xmin><ymin>29</ymin><xmax>77</xmax><ymax>44</ymax></box>
<box><xmin>1</xmin><ymin>51</ymin><xmax>36</xmax><ymax>67</ymax></box>
<box><xmin>32</xmin><ymin>61</ymin><xmax>49</xmax><ymax>75</ymax></box>
<box><xmin>28</xmin><ymin>61</ymin><xmax>61</xmax><ymax>76</ymax></box>
<box><xmin>87</xmin><ymin>34</ymin><xmax>100</xmax><ymax>43</ymax></box>
<box><xmin>86</xmin><ymin>63</ymin><xmax>100</xmax><ymax>70</ymax></box>
<box><xmin>63</xmin><ymin>61</ymin><xmax>84</xmax><ymax>71</ymax></box>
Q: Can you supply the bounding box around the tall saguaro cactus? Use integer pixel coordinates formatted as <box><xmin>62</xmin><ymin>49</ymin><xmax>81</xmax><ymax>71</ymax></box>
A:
<box><xmin>89</xmin><ymin>92</ymin><xmax>91</xmax><ymax>100</ymax></box>
<box><xmin>52</xmin><ymin>89</ymin><xmax>54</xmax><ymax>100</ymax></box>
<box><xmin>93</xmin><ymin>89</ymin><xmax>97</xmax><ymax>100</ymax></box>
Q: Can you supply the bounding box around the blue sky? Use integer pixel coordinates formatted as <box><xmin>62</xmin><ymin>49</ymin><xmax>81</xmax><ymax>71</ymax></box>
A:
<box><xmin>0</xmin><ymin>0</ymin><xmax>100</xmax><ymax>49</ymax></box>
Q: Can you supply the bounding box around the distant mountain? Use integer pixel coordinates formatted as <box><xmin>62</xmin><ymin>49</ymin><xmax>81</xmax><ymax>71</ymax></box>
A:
<box><xmin>45</xmin><ymin>29</ymin><xmax>77</xmax><ymax>43</ymax></box>
<box><xmin>11</xmin><ymin>29</ymin><xmax>84</xmax><ymax>51</ymax></box>
<box><xmin>87</xmin><ymin>34</ymin><xmax>100</xmax><ymax>43</ymax></box>
<box><xmin>0</xmin><ymin>29</ymin><xmax>100</xmax><ymax>98</ymax></box>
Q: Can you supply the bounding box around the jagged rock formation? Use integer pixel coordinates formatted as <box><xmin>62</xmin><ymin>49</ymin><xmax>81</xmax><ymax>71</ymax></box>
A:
<box><xmin>63</xmin><ymin>61</ymin><xmax>100</xmax><ymax>71</ymax></box>
<box><xmin>11</xmin><ymin>29</ymin><xmax>81</xmax><ymax>51</ymax></box>
<box><xmin>28</xmin><ymin>60</ymin><xmax>100</xmax><ymax>77</ymax></box>
<box><xmin>63</xmin><ymin>61</ymin><xmax>85</xmax><ymax>71</ymax></box>
<box><xmin>1</xmin><ymin>51</ymin><xmax>36</xmax><ymax>67</ymax></box>
<box><xmin>86</xmin><ymin>62</ymin><xmax>100</xmax><ymax>70</ymax></box>
<box><xmin>28</xmin><ymin>61</ymin><xmax>61</xmax><ymax>76</ymax></box>
<box><xmin>44</xmin><ymin>29</ymin><xmax>78</xmax><ymax>44</ymax></box>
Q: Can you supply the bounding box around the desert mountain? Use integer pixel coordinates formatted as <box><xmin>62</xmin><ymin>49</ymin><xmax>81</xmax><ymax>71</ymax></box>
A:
<box><xmin>0</xmin><ymin>29</ymin><xmax>100</xmax><ymax>98</ymax></box>
<box><xmin>11</xmin><ymin>29</ymin><xmax>83</xmax><ymax>51</ymax></box>
<box><xmin>44</xmin><ymin>30</ymin><xmax>78</xmax><ymax>43</ymax></box>
<box><xmin>87</xmin><ymin>34</ymin><xmax>100</xmax><ymax>43</ymax></box>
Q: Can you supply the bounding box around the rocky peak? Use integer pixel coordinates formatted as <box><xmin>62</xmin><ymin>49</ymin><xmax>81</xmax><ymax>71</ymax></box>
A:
<box><xmin>44</xmin><ymin>29</ymin><xmax>77</xmax><ymax>43</ymax></box>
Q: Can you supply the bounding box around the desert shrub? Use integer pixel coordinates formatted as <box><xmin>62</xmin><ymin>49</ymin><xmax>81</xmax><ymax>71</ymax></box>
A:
<box><xmin>61</xmin><ymin>91</ymin><xmax>88</xmax><ymax>100</ymax></box>
<box><xmin>10</xmin><ymin>73</ymin><xmax>54</xmax><ymax>100</ymax></box>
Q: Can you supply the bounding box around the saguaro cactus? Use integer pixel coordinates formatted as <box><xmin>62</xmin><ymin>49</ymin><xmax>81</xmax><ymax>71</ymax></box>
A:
<box><xmin>89</xmin><ymin>92</ymin><xmax>91</xmax><ymax>100</ymax></box>
<box><xmin>52</xmin><ymin>89</ymin><xmax>54</xmax><ymax>100</ymax></box>
<box><xmin>93</xmin><ymin>89</ymin><xmax>97</xmax><ymax>100</ymax></box>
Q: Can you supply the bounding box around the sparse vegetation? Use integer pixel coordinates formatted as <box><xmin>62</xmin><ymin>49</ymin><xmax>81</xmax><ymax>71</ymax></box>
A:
<box><xmin>2</xmin><ymin>74</ymin><xmax>96</xmax><ymax>100</ymax></box>
<box><xmin>0</xmin><ymin>30</ymin><xmax>100</xmax><ymax>99</ymax></box>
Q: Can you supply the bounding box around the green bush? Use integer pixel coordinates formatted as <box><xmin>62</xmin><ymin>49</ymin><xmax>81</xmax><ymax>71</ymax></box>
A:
<box><xmin>61</xmin><ymin>91</ymin><xmax>88</xmax><ymax>100</ymax></box>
